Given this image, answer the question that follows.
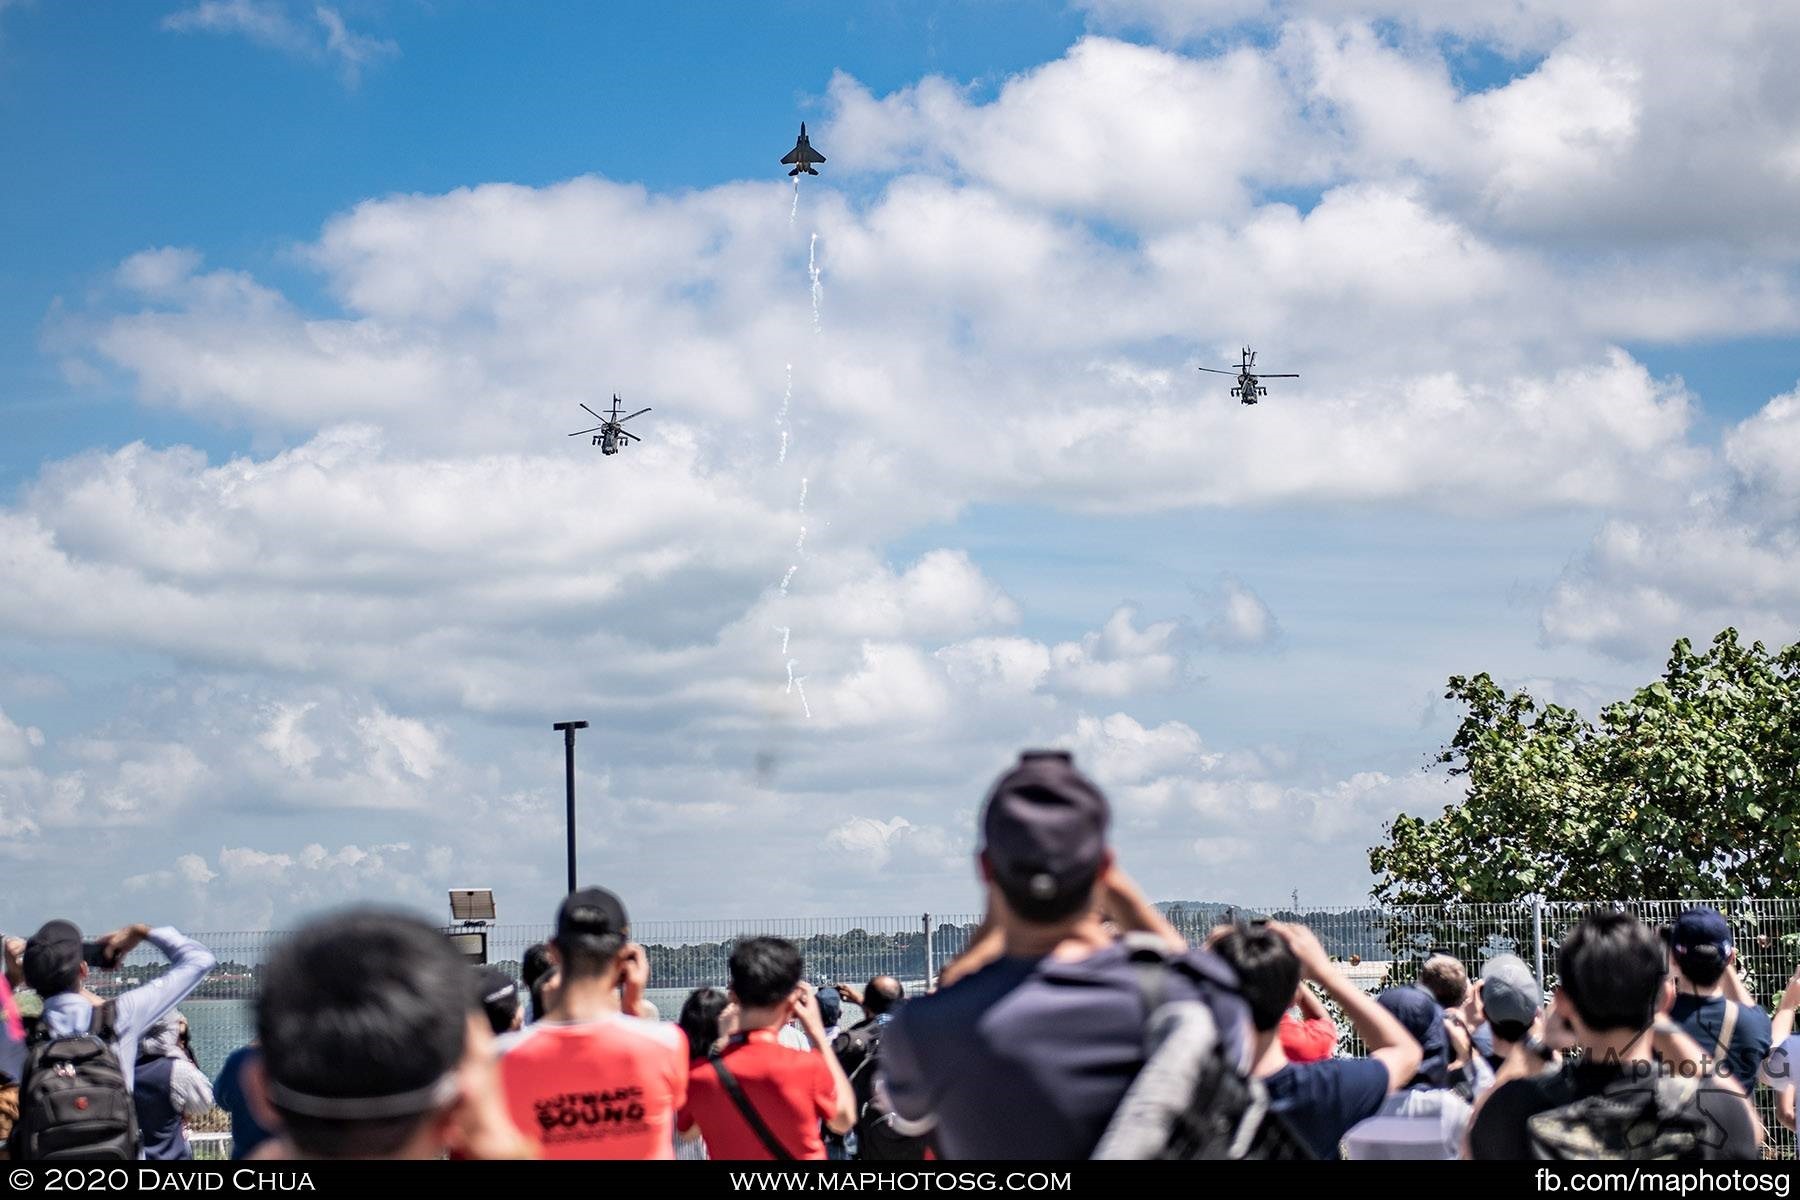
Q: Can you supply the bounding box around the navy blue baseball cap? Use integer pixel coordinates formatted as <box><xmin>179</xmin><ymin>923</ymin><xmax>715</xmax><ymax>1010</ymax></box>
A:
<box><xmin>1377</xmin><ymin>985</ymin><xmax>1449</xmax><ymax>1088</ymax></box>
<box><xmin>815</xmin><ymin>986</ymin><xmax>842</xmax><ymax>1027</ymax></box>
<box><xmin>1670</xmin><ymin>906</ymin><xmax>1733</xmax><ymax>965</ymax></box>
<box><xmin>981</xmin><ymin>750</ymin><xmax>1110</xmax><ymax>921</ymax></box>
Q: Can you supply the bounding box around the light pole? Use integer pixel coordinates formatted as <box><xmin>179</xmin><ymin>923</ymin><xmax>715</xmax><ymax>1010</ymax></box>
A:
<box><xmin>552</xmin><ymin>721</ymin><xmax>588</xmax><ymax>895</ymax></box>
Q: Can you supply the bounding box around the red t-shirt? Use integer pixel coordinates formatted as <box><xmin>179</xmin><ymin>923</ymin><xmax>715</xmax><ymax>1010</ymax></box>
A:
<box><xmin>1279</xmin><ymin>1012</ymin><xmax>1337</xmax><ymax>1064</ymax></box>
<box><xmin>497</xmin><ymin>1014</ymin><xmax>689</xmax><ymax>1159</ymax></box>
<box><xmin>678</xmin><ymin>1028</ymin><xmax>837</xmax><ymax>1160</ymax></box>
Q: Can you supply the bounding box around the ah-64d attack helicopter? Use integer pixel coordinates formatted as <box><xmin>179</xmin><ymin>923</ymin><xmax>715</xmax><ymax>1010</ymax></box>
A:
<box><xmin>568</xmin><ymin>395</ymin><xmax>651</xmax><ymax>455</ymax></box>
<box><xmin>1198</xmin><ymin>347</ymin><xmax>1298</xmax><ymax>405</ymax></box>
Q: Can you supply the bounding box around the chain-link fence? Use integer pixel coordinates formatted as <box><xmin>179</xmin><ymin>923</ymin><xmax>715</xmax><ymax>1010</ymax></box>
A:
<box><xmin>53</xmin><ymin>898</ymin><xmax>1800</xmax><ymax>1159</ymax></box>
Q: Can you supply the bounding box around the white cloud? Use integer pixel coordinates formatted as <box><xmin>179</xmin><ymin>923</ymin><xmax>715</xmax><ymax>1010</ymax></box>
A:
<box><xmin>1049</xmin><ymin>608</ymin><xmax>1187</xmax><ymax>697</ymax></box>
<box><xmin>1201</xmin><ymin>578</ymin><xmax>1280</xmax><ymax>648</ymax></box>
<box><xmin>1068</xmin><ymin>712</ymin><xmax>1220</xmax><ymax>816</ymax></box>
<box><xmin>162</xmin><ymin>0</ymin><xmax>396</xmax><ymax>85</ymax></box>
<box><xmin>0</xmin><ymin>706</ymin><xmax>43</xmax><ymax>768</ymax></box>
<box><xmin>828</xmin><ymin>39</ymin><xmax>1318</xmax><ymax>228</ymax></box>
<box><xmin>1543</xmin><ymin>382</ymin><xmax>1800</xmax><ymax>657</ymax></box>
<box><xmin>823</xmin><ymin>816</ymin><xmax>962</xmax><ymax>873</ymax></box>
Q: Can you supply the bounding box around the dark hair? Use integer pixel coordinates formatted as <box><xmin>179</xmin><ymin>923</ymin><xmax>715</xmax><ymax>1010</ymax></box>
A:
<box><xmin>864</xmin><ymin>976</ymin><xmax>905</xmax><ymax>1017</ymax></box>
<box><xmin>178</xmin><ymin>1021</ymin><xmax>199</xmax><ymax>1071</ymax></box>
<box><xmin>521</xmin><ymin>943</ymin><xmax>555</xmax><ymax>1021</ymax></box>
<box><xmin>1211</xmin><ymin>924</ymin><xmax>1301</xmax><ymax>1033</ymax></box>
<box><xmin>728</xmin><ymin>936</ymin><xmax>804</xmax><ymax>1008</ymax></box>
<box><xmin>23</xmin><ymin>951</ymin><xmax>79</xmax><ymax>998</ymax></box>
<box><xmin>1417</xmin><ymin>955</ymin><xmax>1469</xmax><ymax>1008</ymax></box>
<box><xmin>1557</xmin><ymin>912</ymin><xmax>1665</xmax><ymax>1034</ymax></box>
<box><xmin>552</xmin><ymin>931</ymin><xmax>625</xmax><ymax>983</ymax></box>
<box><xmin>521</xmin><ymin>943</ymin><xmax>555</xmax><ymax>988</ymax></box>
<box><xmin>1489</xmin><ymin>1019</ymin><xmax>1531</xmax><ymax>1044</ymax></box>
<box><xmin>471</xmin><ymin>968</ymin><xmax>520</xmax><ymax>1036</ymax></box>
<box><xmin>678</xmin><ymin>987</ymin><xmax>729</xmax><ymax>1064</ymax></box>
<box><xmin>993</xmin><ymin>865</ymin><xmax>1100</xmax><ymax>925</ymax></box>
<box><xmin>257</xmin><ymin>908</ymin><xmax>469</xmax><ymax>1159</ymax></box>
<box><xmin>1673</xmin><ymin>945</ymin><xmax>1729</xmax><ymax>989</ymax></box>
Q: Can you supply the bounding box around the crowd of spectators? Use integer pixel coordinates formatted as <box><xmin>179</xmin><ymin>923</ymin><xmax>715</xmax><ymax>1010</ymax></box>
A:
<box><xmin>0</xmin><ymin>749</ymin><xmax>1788</xmax><ymax>1162</ymax></box>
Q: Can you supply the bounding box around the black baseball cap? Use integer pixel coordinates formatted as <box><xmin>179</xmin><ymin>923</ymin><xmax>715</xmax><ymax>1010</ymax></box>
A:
<box><xmin>981</xmin><ymin>750</ymin><xmax>1110</xmax><ymax>921</ymax></box>
<box><xmin>555</xmin><ymin>887</ymin><xmax>629</xmax><ymax>944</ymax></box>
<box><xmin>472</xmin><ymin>966</ymin><xmax>521</xmax><ymax>1035</ymax></box>
<box><xmin>22</xmin><ymin>920</ymin><xmax>83</xmax><ymax>995</ymax></box>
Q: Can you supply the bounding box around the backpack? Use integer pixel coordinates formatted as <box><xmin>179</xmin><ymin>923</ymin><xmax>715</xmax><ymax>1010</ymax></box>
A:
<box><xmin>1527</xmin><ymin>1074</ymin><xmax>1715</xmax><ymax>1160</ymax></box>
<box><xmin>8</xmin><ymin>1002</ymin><xmax>139</xmax><ymax>1161</ymax></box>
<box><xmin>837</xmin><ymin>1021</ymin><xmax>927</xmax><ymax>1161</ymax></box>
<box><xmin>1091</xmin><ymin>938</ymin><xmax>1312</xmax><ymax>1161</ymax></box>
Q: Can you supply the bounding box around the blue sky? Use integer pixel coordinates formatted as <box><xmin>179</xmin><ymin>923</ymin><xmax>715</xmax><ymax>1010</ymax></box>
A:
<box><xmin>0</xmin><ymin>1</ymin><xmax>1091</xmax><ymax>474</ymax></box>
<box><xmin>3</xmin><ymin>0</ymin><xmax>1800</xmax><ymax>933</ymax></box>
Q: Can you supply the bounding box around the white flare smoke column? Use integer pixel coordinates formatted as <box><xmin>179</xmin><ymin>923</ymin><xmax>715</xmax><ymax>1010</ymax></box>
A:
<box><xmin>808</xmin><ymin>233</ymin><xmax>823</xmax><ymax>332</ymax></box>
<box><xmin>777</xmin><ymin>363</ymin><xmax>792</xmax><ymax>464</ymax></box>
<box><xmin>770</xmin><ymin>191</ymin><xmax>825</xmax><ymax>720</ymax></box>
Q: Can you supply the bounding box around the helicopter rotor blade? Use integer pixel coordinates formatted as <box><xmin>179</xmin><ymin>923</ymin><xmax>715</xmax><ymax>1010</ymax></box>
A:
<box><xmin>568</xmin><ymin>426</ymin><xmax>605</xmax><ymax>436</ymax></box>
<box><xmin>580</xmin><ymin>403</ymin><xmax>606</xmax><ymax>422</ymax></box>
<box><xmin>1196</xmin><ymin>366</ymin><xmax>1238</xmax><ymax>375</ymax></box>
<box><xmin>620</xmin><ymin>429</ymin><xmax>641</xmax><ymax>442</ymax></box>
<box><xmin>620</xmin><ymin>407</ymin><xmax>651</xmax><ymax>422</ymax></box>
<box><xmin>1259</xmin><ymin>373</ymin><xmax>1300</xmax><ymax>378</ymax></box>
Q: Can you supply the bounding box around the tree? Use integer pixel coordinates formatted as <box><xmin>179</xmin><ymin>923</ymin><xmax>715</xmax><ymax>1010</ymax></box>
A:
<box><xmin>1370</xmin><ymin>629</ymin><xmax>1800</xmax><ymax>904</ymax></box>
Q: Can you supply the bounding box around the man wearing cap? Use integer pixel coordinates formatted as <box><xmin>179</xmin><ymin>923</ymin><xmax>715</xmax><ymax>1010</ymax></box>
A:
<box><xmin>496</xmin><ymin>888</ymin><xmax>688</xmax><ymax>1159</ymax></box>
<box><xmin>1340</xmin><ymin>985</ymin><xmax>1478</xmax><ymax>1159</ymax></box>
<box><xmin>1666</xmin><ymin>906</ymin><xmax>1770</xmax><ymax>1090</ymax></box>
<box><xmin>473</xmin><ymin>966</ymin><xmax>523</xmax><ymax>1036</ymax></box>
<box><xmin>1475</xmin><ymin>954</ymin><xmax>1542</xmax><ymax>1073</ymax></box>
<box><xmin>20</xmin><ymin>919</ymin><xmax>214</xmax><ymax>1095</ymax></box>
<box><xmin>875</xmin><ymin>750</ymin><xmax>1251</xmax><ymax>1160</ymax></box>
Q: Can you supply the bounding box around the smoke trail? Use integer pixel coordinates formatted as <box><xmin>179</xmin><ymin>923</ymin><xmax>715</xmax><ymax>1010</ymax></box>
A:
<box><xmin>794</xmin><ymin>675</ymin><xmax>811</xmax><ymax>719</ymax></box>
<box><xmin>777</xmin><ymin>363</ymin><xmax>792</xmax><ymax>464</ymax></box>
<box><xmin>785</xmin><ymin>658</ymin><xmax>799</xmax><ymax>693</ymax></box>
<box><xmin>776</xmin><ymin>626</ymin><xmax>790</xmax><ymax>656</ymax></box>
<box><xmin>790</xmin><ymin>176</ymin><xmax>800</xmax><ymax>226</ymax></box>
<box><xmin>794</xmin><ymin>525</ymin><xmax>806</xmax><ymax>554</ymax></box>
<box><xmin>808</xmin><ymin>233</ymin><xmax>822</xmax><ymax>332</ymax></box>
<box><xmin>779</xmin><ymin>564</ymin><xmax>797</xmax><ymax>595</ymax></box>
<box><xmin>797</xmin><ymin>476</ymin><xmax>808</xmax><ymax>513</ymax></box>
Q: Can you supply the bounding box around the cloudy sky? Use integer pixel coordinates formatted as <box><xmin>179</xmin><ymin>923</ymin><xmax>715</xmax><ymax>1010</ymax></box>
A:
<box><xmin>3</xmin><ymin>0</ymin><xmax>1798</xmax><ymax>935</ymax></box>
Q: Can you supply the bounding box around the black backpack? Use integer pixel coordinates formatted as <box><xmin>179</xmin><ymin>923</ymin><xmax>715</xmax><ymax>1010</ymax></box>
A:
<box><xmin>1528</xmin><ymin>1075</ymin><xmax>1721</xmax><ymax>1160</ymax></box>
<box><xmin>836</xmin><ymin>1021</ymin><xmax>928</xmax><ymax>1161</ymax></box>
<box><xmin>1091</xmin><ymin>938</ymin><xmax>1312</xmax><ymax>1161</ymax></box>
<box><xmin>9</xmin><ymin>1002</ymin><xmax>139</xmax><ymax>1161</ymax></box>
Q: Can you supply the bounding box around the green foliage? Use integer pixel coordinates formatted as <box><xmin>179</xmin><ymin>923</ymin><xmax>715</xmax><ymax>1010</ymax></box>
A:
<box><xmin>1370</xmin><ymin>629</ymin><xmax>1800</xmax><ymax>904</ymax></box>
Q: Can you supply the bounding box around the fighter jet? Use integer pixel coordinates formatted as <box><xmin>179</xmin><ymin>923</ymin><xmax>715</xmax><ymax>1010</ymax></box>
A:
<box><xmin>781</xmin><ymin>123</ymin><xmax>826</xmax><ymax>177</ymax></box>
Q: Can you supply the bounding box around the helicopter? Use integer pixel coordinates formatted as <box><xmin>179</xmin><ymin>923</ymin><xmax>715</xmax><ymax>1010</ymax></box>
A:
<box><xmin>1198</xmin><ymin>347</ymin><xmax>1298</xmax><ymax>405</ymax></box>
<box><xmin>568</xmin><ymin>395</ymin><xmax>651</xmax><ymax>455</ymax></box>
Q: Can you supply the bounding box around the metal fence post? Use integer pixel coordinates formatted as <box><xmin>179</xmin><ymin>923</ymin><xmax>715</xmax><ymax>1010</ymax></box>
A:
<box><xmin>923</xmin><ymin>912</ymin><xmax>935</xmax><ymax>987</ymax></box>
<box><xmin>1531</xmin><ymin>894</ymin><xmax>1546</xmax><ymax>993</ymax></box>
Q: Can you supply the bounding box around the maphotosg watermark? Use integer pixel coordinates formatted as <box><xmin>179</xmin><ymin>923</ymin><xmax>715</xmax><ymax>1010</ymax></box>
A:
<box><xmin>730</xmin><ymin>1171</ymin><xmax>1073</xmax><ymax>1193</ymax></box>
<box><xmin>1535</xmin><ymin>1168</ymin><xmax>1791</xmax><ymax>1197</ymax></box>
